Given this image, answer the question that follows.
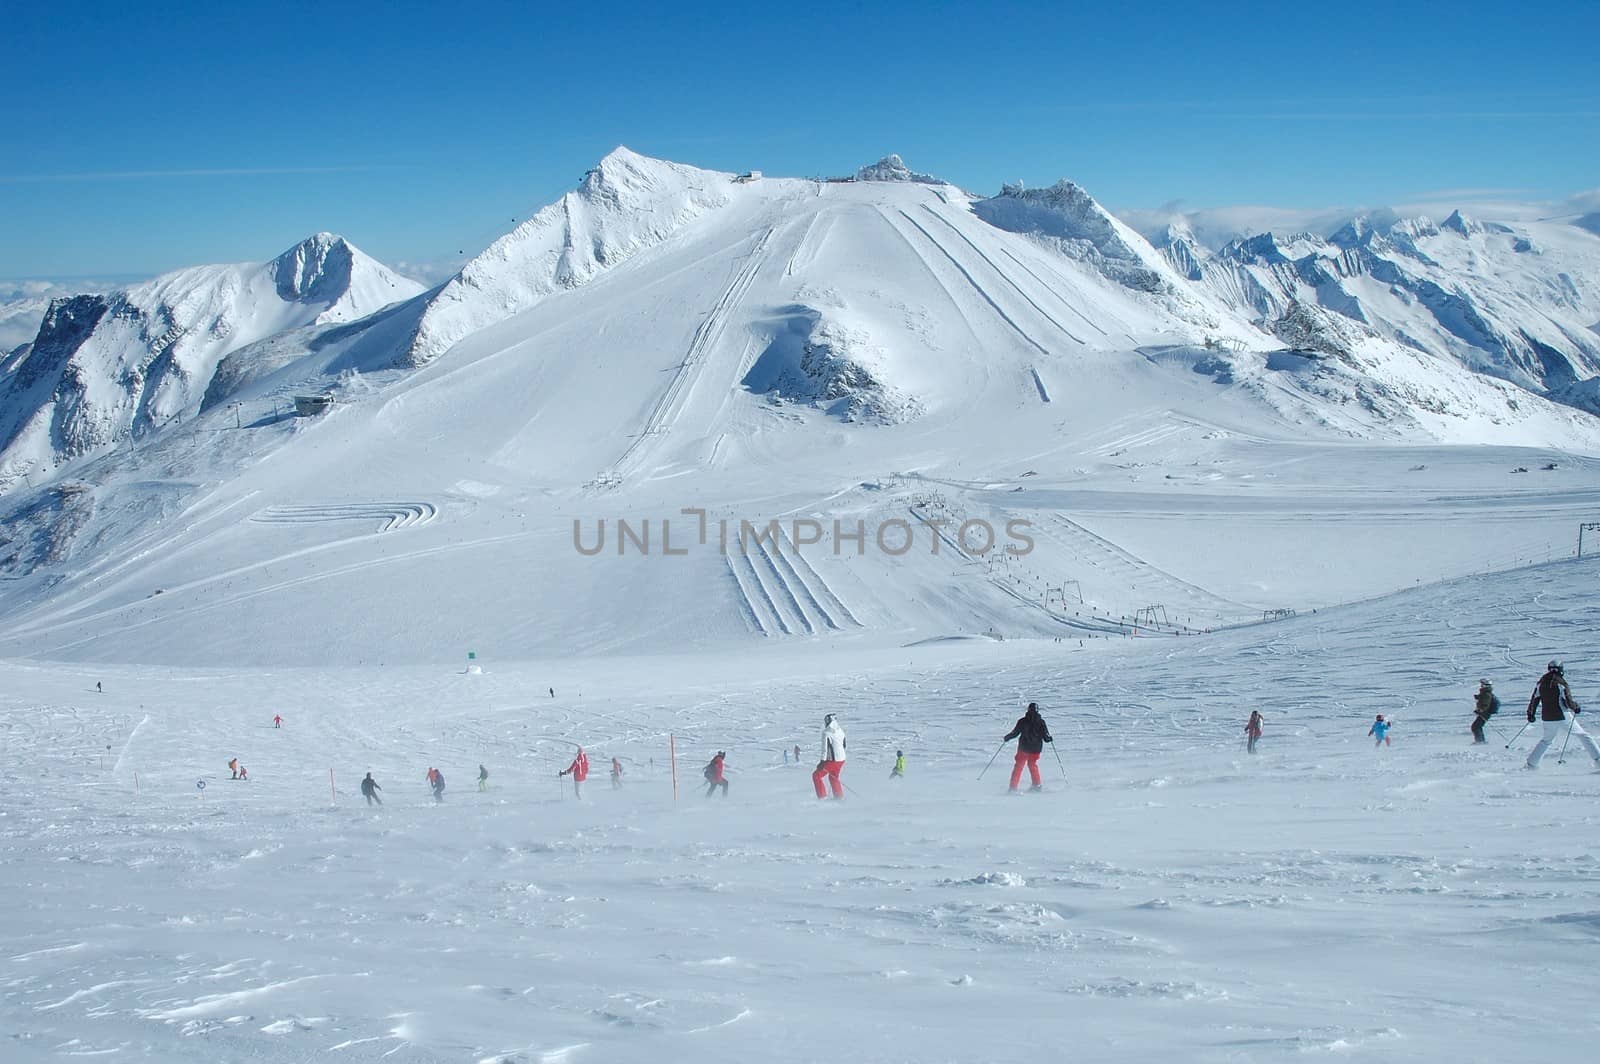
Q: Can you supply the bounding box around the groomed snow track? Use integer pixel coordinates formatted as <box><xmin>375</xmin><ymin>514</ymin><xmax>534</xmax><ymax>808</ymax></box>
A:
<box><xmin>251</xmin><ymin>502</ymin><xmax>438</xmax><ymax>532</ymax></box>
<box><xmin>724</xmin><ymin>528</ymin><xmax>861</xmax><ymax>638</ymax></box>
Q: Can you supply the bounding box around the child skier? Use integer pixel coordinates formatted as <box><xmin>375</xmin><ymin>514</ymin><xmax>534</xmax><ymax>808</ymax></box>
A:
<box><xmin>1245</xmin><ymin>710</ymin><xmax>1264</xmax><ymax>754</ymax></box>
<box><xmin>273</xmin><ymin>714</ymin><xmax>283</xmax><ymax>729</ymax></box>
<box><xmin>703</xmin><ymin>751</ymin><xmax>729</xmax><ymax>797</ymax></box>
<box><xmin>361</xmin><ymin>772</ymin><xmax>382</xmax><ymax>805</ymax></box>
<box><xmin>559</xmin><ymin>748</ymin><xmax>589</xmax><ymax>798</ymax></box>
<box><xmin>1471</xmin><ymin>680</ymin><xmax>1498</xmax><ymax>744</ymax></box>
<box><xmin>889</xmin><ymin>750</ymin><xmax>906</xmax><ymax>779</ymax></box>
<box><xmin>1003</xmin><ymin>703</ymin><xmax>1053</xmax><ymax>792</ymax></box>
<box><xmin>1369</xmin><ymin>715</ymin><xmax>1392</xmax><ymax>747</ymax></box>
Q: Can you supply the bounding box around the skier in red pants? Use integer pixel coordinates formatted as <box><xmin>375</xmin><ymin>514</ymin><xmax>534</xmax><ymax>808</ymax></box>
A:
<box><xmin>1003</xmin><ymin>702</ymin><xmax>1053</xmax><ymax>793</ymax></box>
<box><xmin>812</xmin><ymin>714</ymin><xmax>847</xmax><ymax>799</ymax></box>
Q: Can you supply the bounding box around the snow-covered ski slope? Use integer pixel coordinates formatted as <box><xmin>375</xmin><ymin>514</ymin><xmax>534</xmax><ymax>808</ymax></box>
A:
<box><xmin>3</xmin><ymin>554</ymin><xmax>1598</xmax><ymax>1063</ymax></box>
<box><xmin>2</xmin><ymin>151</ymin><xmax>1599</xmax><ymax>666</ymax></box>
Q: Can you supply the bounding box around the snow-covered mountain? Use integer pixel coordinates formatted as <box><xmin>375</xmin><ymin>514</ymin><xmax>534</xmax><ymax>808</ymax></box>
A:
<box><xmin>2</xmin><ymin>149</ymin><xmax>1600</xmax><ymax>666</ymax></box>
<box><xmin>402</xmin><ymin>148</ymin><xmax>735</xmax><ymax>368</ymax></box>
<box><xmin>1144</xmin><ymin>207</ymin><xmax>1600</xmax><ymax>399</ymax></box>
<box><xmin>0</xmin><ymin>235</ymin><xmax>421</xmax><ymax>481</ymax></box>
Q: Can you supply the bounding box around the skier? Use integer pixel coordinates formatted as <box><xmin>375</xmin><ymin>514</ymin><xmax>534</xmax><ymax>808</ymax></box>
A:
<box><xmin>1003</xmin><ymin>702</ymin><xmax>1053</xmax><ymax>793</ymax></box>
<box><xmin>611</xmin><ymin>757</ymin><xmax>623</xmax><ymax>789</ymax></box>
<box><xmin>1245</xmin><ymin>710</ymin><xmax>1264</xmax><ymax>754</ymax></box>
<box><xmin>549</xmin><ymin>687</ymin><xmax>555</xmax><ymax>699</ymax></box>
<box><xmin>1525</xmin><ymin>661</ymin><xmax>1599</xmax><ymax>769</ymax></box>
<box><xmin>784</xmin><ymin>748</ymin><xmax>790</xmax><ymax>765</ymax></box>
<box><xmin>360</xmin><ymin>772</ymin><xmax>382</xmax><ymax>806</ymax></box>
<box><xmin>889</xmin><ymin>750</ymin><xmax>906</xmax><ymax>779</ymax></box>
<box><xmin>1470</xmin><ymin>680</ymin><xmax>1499</xmax><ymax>744</ymax></box>
<box><xmin>793</xmin><ymin>744</ymin><xmax>802</xmax><ymax>764</ymax></box>
<box><xmin>273</xmin><ymin>714</ymin><xmax>283</xmax><ymax>729</ymax></box>
<box><xmin>427</xmin><ymin>767</ymin><xmax>446</xmax><ymax>801</ymax></box>
<box><xmin>96</xmin><ymin>681</ymin><xmax>102</xmax><ymax>693</ymax></box>
<box><xmin>478</xmin><ymin>764</ymin><xmax>489</xmax><ymax>792</ymax></box>
<box><xmin>812</xmin><ymin>715</ymin><xmax>847</xmax><ymax>799</ymax></box>
<box><xmin>1369</xmin><ymin>715</ymin><xmax>1392</xmax><ymax>747</ymax></box>
<box><xmin>237</xmin><ymin>764</ymin><xmax>248</xmax><ymax>781</ymax></box>
<box><xmin>559</xmin><ymin>748</ymin><xmax>589</xmax><ymax>798</ymax></box>
<box><xmin>704</xmin><ymin>751</ymin><xmax>729</xmax><ymax>797</ymax></box>
<box><xmin>228</xmin><ymin>757</ymin><xmax>240</xmax><ymax>780</ymax></box>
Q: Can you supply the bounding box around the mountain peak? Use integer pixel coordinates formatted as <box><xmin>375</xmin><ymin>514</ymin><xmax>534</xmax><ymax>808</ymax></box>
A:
<box><xmin>404</xmin><ymin>148</ymin><xmax>732</xmax><ymax>366</ymax></box>
<box><xmin>1441</xmin><ymin>209</ymin><xmax>1483</xmax><ymax>236</ymax></box>
<box><xmin>272</xmin><ymin>232</ymin><xmax>356</xmax><ymax>303</ymax></box>
<box><xmin>854</xmin><ymin>154</ymin><xmax>943</xmax><ymax>184</ymax></box>
<box><xmin>975</xmin><ymin>179</ymin><xmax>1174</xmax><ymax>294</ymax></box>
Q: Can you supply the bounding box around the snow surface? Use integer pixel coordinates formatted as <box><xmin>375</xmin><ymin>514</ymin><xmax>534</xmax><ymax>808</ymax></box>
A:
<box><xmin>3</xmin><ymin>556</ymin><xmax>1599</xmax><ymax>1062</ymax></box>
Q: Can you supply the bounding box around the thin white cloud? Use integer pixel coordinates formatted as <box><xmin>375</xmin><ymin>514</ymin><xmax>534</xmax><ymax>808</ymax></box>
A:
<box><xmin>0</xmin><ymin>165</ymin><xmax>387</xmax><ymax>183</ymax></box>
<box><xmin>1566</xmin><ymin>189</ymin><xmax>1600</xmax><ymax>214</ymax></box>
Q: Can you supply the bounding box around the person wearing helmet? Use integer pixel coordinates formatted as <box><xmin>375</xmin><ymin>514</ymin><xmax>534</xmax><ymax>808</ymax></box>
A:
<box><xmin>812</xmin><ymin>714</ymin><xmax>847</xmax><ymax>799</ymax></box>
<box><xmin>1003</xmin><ymin>702</ymin><xmax>1053</xmax><ymax>792</ymax></box>
<box><xmin>889</xmin><ymin>750</ymin><xmax>906</xmax><ymax>779</ymax></box>
<box><xmin>1471</xmin><ymin>680</ymin><xmax>1499</xmax><ymax>744</ymax></box>
<box><xmin>1525</xmin><ymin>662</ymin><xmax>1599</xmax><ymax>769</ymax></box>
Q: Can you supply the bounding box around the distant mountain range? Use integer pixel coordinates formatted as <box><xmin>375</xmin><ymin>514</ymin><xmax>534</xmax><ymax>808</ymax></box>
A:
<box><xmin>2</xmin><ymin>149</ymin><xmax>1598</xmax><ymax>491</ymax></box>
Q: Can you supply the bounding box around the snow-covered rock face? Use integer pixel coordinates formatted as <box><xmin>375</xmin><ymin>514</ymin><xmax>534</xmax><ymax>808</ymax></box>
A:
<box><xmin>402</xmin><ymin>146</ymin><xmax>734</xmax><ymax>367</ymax></box>
<box><xmin>0</xmin><ymin>236</ymin><xmax>421</xmax><ymax>482</ymax></box>
<box><xmin>272</xmin><ymin>232</ymin><xmax>356</xmax><ymax>304</ymax></box>
<box><xmin>1440</xmin><ymin>209</ymin><xmax>1482</xmax><ymax>237</ymax></box>
<box><xmin>853</xmin><ymin>154</ymin><xmax>944</xmax><ymax>184</ymax></box>
<box><xmin>742</xmin><ymin>306</ymin><xmax>920</xmax><ymax>424</ymax></box>
<box><xmin>0</xmin><ymin>282</ymin><xmax>86</xmax><ymax>354</ymax></box>
<box><xmin>1551</xmin><ymin>374</ymin><xmax>1600</xmax><ymax>416</ymax></box>
<box><xmin>1168</xmin><ymin>209</ymin><xmax>1600</xmax><ymax>401</ymax></box>
<box><xmin>973</xmin><ymin>181</ymin><xmax>1172</xmax><ymax>295</ymax></box>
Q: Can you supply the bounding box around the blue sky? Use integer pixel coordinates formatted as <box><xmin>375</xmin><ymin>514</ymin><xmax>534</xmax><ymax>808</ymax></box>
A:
<box><xmin>4</xmin><ymin>0</ymin><xmax>1596</xmax><ymax>279</ymax></box>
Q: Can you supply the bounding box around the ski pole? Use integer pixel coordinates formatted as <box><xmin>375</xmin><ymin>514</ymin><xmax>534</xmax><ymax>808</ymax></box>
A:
<box><xmin>1050</xmin><ymin>741</ymin><xmax>1067</xmax><ymax>781</ymax></box>
<box><xmin>1556</xmin><ymin>716</ymin><xmax>1578</xmax><ymax>764</ymax></box>
<box><xmin>978</xmin><ymin>741</ymin><xmax>1008</xmax><ymax>781</ymax></box>
<box><xmin>1504</xmin><ymin>722</ymin><xmax>1530</xmax><ymax>749</ymax></box>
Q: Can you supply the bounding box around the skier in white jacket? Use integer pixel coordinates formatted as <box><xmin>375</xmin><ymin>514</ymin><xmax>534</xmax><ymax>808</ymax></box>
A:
<box><xmin>812</xmin><ymin>714</ymin><xmax>847</xmax><ymax>799</ymax></box>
